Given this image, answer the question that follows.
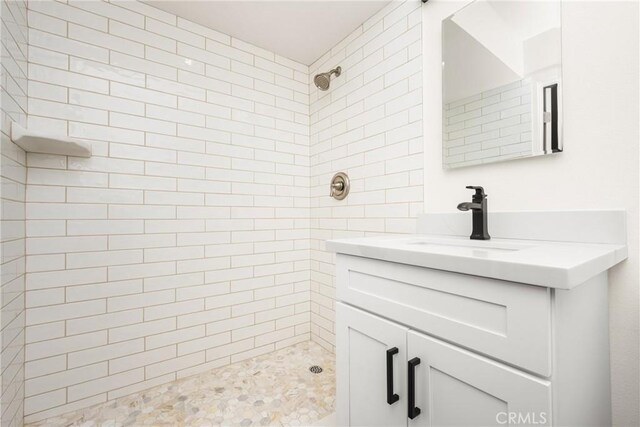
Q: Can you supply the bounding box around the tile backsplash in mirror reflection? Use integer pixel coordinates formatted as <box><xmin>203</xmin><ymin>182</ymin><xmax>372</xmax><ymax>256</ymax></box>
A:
<box><xmin>443</xmin><ymin>78</ymin><xmax>532</xmax><ymax>168</ymax></box>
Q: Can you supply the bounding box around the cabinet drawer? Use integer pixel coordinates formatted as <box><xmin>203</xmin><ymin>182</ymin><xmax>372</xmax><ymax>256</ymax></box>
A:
<box><xmin>336</xmin><ymin>254</ymin><xmax>552</xmax><ymax>376</ymax></box>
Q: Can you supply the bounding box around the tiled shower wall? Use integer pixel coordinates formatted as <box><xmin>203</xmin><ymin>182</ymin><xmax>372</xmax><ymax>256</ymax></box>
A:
<box><xmin>443</xmin><ymin>78</ymin><xmax>533</xmax><ymax>168</ymax></box>
<box><xmin>0</xmin><ymin>0</ymin><xmax>425</xmax><ymax>422</ymax></box>
<box><xmin>309</xmin><ymin>1</ymin><xmax>423</xmax><ymax>351</ymax></box>
<box><xmin>23</xmin><ymin>1</ymin><xmax>310</xmax><ymax>422</ymax></box>
<box><xmin>1</xmin><ymin>0</ymin><xmax>28</xmax><ymax>425</ymax></box>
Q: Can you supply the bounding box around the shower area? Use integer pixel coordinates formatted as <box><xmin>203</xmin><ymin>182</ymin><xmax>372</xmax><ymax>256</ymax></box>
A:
<box><xmin>0</xmin><ymin>0</ymin><xmax>424</xmax><ymax>425</ymax></box>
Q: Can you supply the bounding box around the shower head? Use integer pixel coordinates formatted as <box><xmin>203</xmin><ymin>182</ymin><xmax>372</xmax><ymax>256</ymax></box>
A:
<box><xmin>314</xmin><ymin>66</ymin><xmax>342</xmax><ymax>91</ymax></box>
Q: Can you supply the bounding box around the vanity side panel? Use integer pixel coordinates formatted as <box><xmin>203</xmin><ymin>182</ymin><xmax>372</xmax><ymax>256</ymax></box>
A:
<box><xmin>552</xmin><ymin>273</ymin><xmax>611</xmax><ymax>427</ymax></box>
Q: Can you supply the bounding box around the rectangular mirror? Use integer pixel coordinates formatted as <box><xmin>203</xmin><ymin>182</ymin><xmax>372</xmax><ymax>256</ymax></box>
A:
<box><xmin>442</xmin><ymin>0</ymin><xmax>562</xmax><ymax>169</ymax></box>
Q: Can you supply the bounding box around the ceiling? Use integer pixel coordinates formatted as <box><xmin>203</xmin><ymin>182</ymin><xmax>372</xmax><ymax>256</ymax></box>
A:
<box><xmin>146</xmin><ymin>1</ymin><xmax>391</xmax><ymax>65</ymax></box>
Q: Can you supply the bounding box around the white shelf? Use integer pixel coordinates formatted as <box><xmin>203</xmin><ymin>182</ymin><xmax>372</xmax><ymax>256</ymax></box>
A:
<box><xmin>10</xmin><ymin>122</ymin><xmax>91</xmax><ymax>158</ymax></box>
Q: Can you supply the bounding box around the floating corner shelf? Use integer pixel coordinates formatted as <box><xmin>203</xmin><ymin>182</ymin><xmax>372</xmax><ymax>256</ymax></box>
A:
<box><xmin>10</xmin><ymin>122</ymin><xmax>92</xmax><ymax>158</ymax></box>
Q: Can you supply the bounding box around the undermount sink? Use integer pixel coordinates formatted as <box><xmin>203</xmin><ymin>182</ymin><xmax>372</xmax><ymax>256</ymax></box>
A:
<box><xmin>404</xmin><ymin>237</ymin><xmax>533</xmax><ymax>252</ymax></box>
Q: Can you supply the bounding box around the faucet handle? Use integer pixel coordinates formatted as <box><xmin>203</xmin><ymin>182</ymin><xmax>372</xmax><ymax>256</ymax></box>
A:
<box><xmin>465</xmin><ymin>186</ymin><xmax>486</xmax><ymax>198</ymax></box>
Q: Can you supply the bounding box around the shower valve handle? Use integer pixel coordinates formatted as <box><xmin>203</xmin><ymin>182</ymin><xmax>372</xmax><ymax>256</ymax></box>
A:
<box><xmin>329</xmin><ymin>172</ymin><xmax>350</xmax><ymax>200</ymax></box>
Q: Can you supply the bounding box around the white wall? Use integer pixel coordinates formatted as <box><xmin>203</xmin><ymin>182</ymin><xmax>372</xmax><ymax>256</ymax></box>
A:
<box><xmin>309</xmin><ymin>0</ymin><xmax>423</xmax><ymax>351</ymax></box>
<box><xmin>443</xmin><ymin>19</ymin><xmax>520</xmax><ymax>103</ymax></box>
<box><xmin>0</xmin><ymin>0</ymin><xmax>28</xmax><ymax>425</ymax></box>
<box><xmin>23</xmin><ymin>1</ymin><xmax>311</xmax><ymax>422</ymax></box>
<box><xmin>423</xmin><ymin>1</ymin><xmax>639</xmax><ymax>425</ymax></box>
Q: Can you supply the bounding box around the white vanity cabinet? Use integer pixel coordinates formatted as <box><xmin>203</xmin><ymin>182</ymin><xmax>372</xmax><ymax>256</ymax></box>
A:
<box><xmin>338</xmin><ymin>302</ymin><xmax>552</xmax><ymax>427</ymax></box>
<box><xmin>330</xmin><ymin>211</ymin><xmax>628</xmax><ymax>427</ymax></box>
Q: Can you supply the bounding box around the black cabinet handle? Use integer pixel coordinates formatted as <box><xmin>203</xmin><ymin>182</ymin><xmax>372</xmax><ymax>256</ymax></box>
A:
<box><xmin>386</xmin><ymin>347</ymin><xmax>400</xmax><ymax>404</ymax></box>
<box><xmin>408</xmin><ymin>357</ymin><xmax>421</xmax><ymax>419</ymax></box>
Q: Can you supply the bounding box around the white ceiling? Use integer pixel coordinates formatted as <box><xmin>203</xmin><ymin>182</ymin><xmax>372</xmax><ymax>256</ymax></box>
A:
<box><xmin>146</xmin><ymin>1</ymin><xmax>391</xmax><ymax>65</ymax></box>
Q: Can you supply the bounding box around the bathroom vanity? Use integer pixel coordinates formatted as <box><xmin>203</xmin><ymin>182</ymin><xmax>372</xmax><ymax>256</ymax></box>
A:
<box><xmin>327</xmin><ymin>211</ymin><xmax>627</xmax><ymax>427</ymax></box>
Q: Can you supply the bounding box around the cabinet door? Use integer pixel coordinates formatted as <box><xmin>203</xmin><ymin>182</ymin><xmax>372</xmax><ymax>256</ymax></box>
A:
<box><xmin>407</xmin><ymin>331</ymin><xmax>552</xmax><ymax>427</ymax></box>
<box><xmin>337</xmin><ymin>302</ymin><xmax>408</xmax><ymax>427</ymax></box>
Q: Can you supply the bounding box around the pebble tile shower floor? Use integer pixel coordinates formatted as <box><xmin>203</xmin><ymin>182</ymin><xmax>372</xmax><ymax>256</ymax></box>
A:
<box><xmin>27</xmin><ymin>342</ymin><xmax>335</xmax><ymax>427</ymax></box>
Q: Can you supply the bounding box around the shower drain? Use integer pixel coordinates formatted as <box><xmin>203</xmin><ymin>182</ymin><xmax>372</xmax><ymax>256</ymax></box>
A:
<box><xmin>309</xmin><ymin>365</ymin><xmax>323</xmax><ymax>374</ymax></box>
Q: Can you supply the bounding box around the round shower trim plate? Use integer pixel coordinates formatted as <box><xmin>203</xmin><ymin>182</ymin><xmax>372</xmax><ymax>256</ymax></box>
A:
<box><xmin>330</xmin><ymin>172</ymin><xmax>350</xmax><ymax>200</ymax></box>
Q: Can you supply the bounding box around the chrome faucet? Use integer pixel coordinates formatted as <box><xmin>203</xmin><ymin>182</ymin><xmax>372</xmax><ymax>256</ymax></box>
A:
<box><xmin>457</xmin><ymin>186</ymin><xmax>490</xmax><ymax>240</ymax></box>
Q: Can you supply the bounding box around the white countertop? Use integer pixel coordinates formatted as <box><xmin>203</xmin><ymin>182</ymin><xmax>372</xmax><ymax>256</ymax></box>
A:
<box><xmin>326</xmin><ymin>234</ymin><xmax>628</xmax><ymax>289</ymax></box>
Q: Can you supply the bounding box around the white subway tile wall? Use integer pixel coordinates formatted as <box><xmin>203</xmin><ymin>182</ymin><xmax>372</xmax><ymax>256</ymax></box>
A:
<box><xmin>23</xmin><ymin>1</ymin><xmax>311</xmax><ymax>422</ymax></box>
<box><xmin>443</xmin><ymin>79</ymin><xmax>533</xmax><ymax>168</ymax></box>
<box><xmin>308</xmin><ymin>1</ymin><xmax>423</xmax><ymax>351</ymax></box>
<box><xmin>1</xmin><ymin>0</ymin><xmax>28</xmax><ymax>425</ymax></box>
<box><xmin>3</xmin><ymin>0</ymin><xmax>426</xmax><ymax>421</ymax></box>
